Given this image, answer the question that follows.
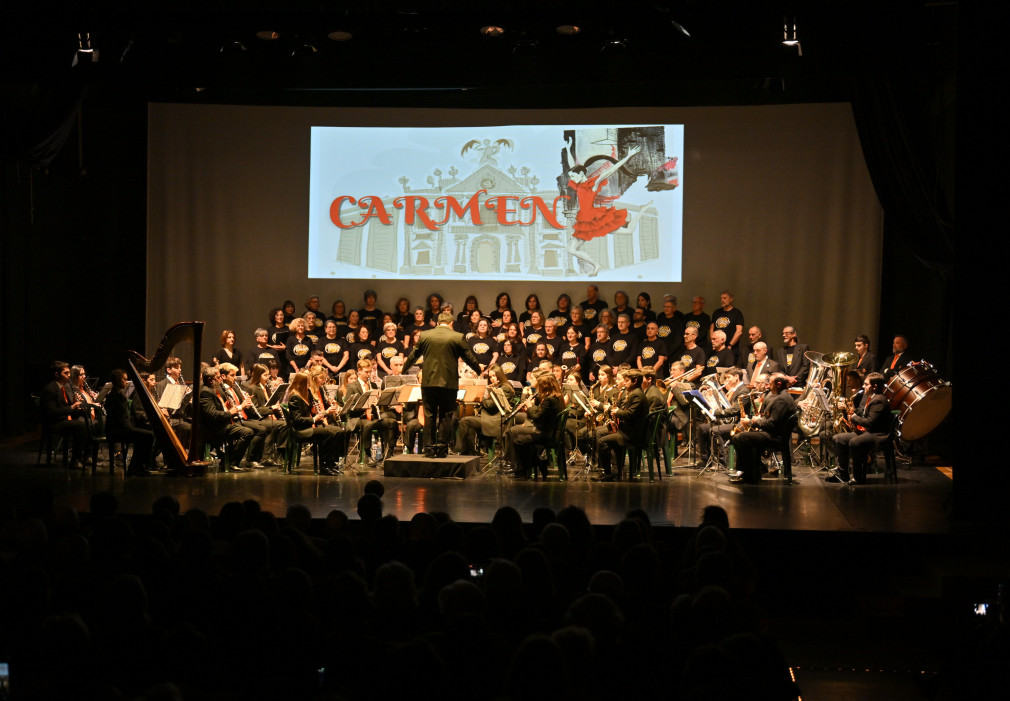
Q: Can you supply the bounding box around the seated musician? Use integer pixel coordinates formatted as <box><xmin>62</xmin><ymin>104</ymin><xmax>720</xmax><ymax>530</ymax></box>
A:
<box><xmin>852</xmin><ymin>334</ymin><xmax>877</xmax><ymax>380</ymax></box>
<box><xmin>746</xmin><ymin>342</ymin><xmax>780</xmax><ymax>386</ymax></box>
<box><xmin>506</xmin><ymin>370</ymin><xmax>564</xmax><ymax>480</ymax></box>
<box><xmin>827</xmin><ymin>372</ymin><xmax>890</xmax><ymax>484</ymax></box>
<box><xmin>729</xmin><ymin>373</ymin><xmax>796</xmax><ymax>484</ymax></box>
<box><xmin>199</xmin><ymin>365</ymin><xmax>255</xmax><ymax>469</ymax></box>
<box><xmin>287</xmin><ymin>371</ymin><xmax>345</xmax><ymax>475</ymax></box>
<box><xmin>136</xmin><ymin>370</ymin><xmax>193</xmax><ymax>462</ymax></box>
<box><xmin>596</xmin><ymin>369</ymin><xmax>651</xmax><ymax>482</ymax></box>
<box><xmin>879</xmin><ymin>335</ymin><xmax>912</xmax><ymax>379</ymax></box>
<box><xmin>69</xmin><ymin>364</ymin><xmax>105</xmax><ymax>443</ymax></box>
<box><xmin>775</xmin><ymin>326</ymin><xmax>811</xmax><ymax>387</ymax></box>
<box><xmin>104</xmin><ymin>369</ymin><xmax>156</xmax><ymax>476</ymax></box>
<box><xmin>40</xmin><ymin>361</ymin><xmax>89</xmax><ymax>469</ymax></box>
<box><xmin>696</xmin><ymin>368</ymin><xmax>748</xmax><ymax>463</ymax></box>
<box><xmin>343</xmin><ymin>358</ymin><xmax>382</xmax><ymax>466</ymax></box>
<box><xmin>361</xmin><ymin>357</ymin><xmax>405</xmax><ymax>460</ymax></box>
<box><xmin>218</xmin><ymin>363</ymin><xmax>273</xmax><ymax>469</ymax></box>
<box><xmin>455</xmin><ymin>365</ymin><xmax>515</xmax><ymax>456</ymax></box>
<box><xmin>245</xmin><ymin>363</ymin><xmax>286</xmax><ymax>466</ymax></box>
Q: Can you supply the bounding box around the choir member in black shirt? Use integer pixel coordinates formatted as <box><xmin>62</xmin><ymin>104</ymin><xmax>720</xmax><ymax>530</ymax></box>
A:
<box><xmin>285</xmin><ymin>318</ymin><xmax>315</xmax><ymax>377</ymax></box>
<box><xmin>684</xmin><ymin>296</ymin><xmax>712</xmax><ymax>352</ymax></box>
<box><xmin>655</xmin><ymin>295</ymin><xmax>685</xmax><ymax>349</ymax></box>
<box><xmin>319</xmin><ymin>320</ymin><xmax>350</xmax><ymax>378</ymax></box>
<box><xmin>636</xmin><ymin>322</ymin><xmax>668</xmax><ymax>378</ymax></box>
<box><xmin>358</xmin><ymin>289</ymin><xmax>383</xmax><ymax>335</ymax></box>
<box><xmin>579</xmin><ymin>284</ymin><xmax>607</xmax><ymax>324</ymax></box>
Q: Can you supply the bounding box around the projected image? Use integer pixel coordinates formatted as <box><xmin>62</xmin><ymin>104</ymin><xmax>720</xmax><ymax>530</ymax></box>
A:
<box><xmin>308</xmin><ymin>124</ymin><xmax>683</xmax><ymax>281</ymax></box>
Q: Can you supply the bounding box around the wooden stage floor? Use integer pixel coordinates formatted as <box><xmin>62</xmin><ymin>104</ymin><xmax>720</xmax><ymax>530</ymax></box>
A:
<box><xmin>1</xmin><ymin>440</ymin><xmax>953</xmax><ymax>533</ymax></box>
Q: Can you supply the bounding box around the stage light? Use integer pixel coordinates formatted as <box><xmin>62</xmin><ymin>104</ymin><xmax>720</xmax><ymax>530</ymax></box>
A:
<box><xmin>556</xmin><ymin>25</ymin><xmax>581</xmax><ymax>36</ymax></box>
<box><xmin>256</xmin><ymin>30</ymin><xmax>281</xmax><ymax>41</ymax></box>
<box><xmin>481</xmin><ymin>25</ymin><xmax>505</xmax><ymax>37</ymax></box>
<box><xmin>219</xmin><ymin>40</ymin><xmax>248</xmax><ymax>56</ymax></box>
<box><xmin>291</xmin><ymin>42</ymin><xmax>319</xmax><ymax>58</ymax></box>
<box><xmin>782</xmin><ymin>17</ymin><xmax>802</xmax><ymax>56</ymax></box>
<box><xmin>72</xmin><ymin>32</ymin><xmax>97</xmax><ymax>67</ymax></box>
<box><xmin>327</xmin><ymin>30</ymin><xmax>353</xmax><ymax>42</ymax></box>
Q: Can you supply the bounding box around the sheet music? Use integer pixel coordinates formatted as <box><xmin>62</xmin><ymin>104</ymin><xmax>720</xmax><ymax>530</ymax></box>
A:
<box><xmin>159</xmin><ymin>382</ymin><xmax>187</xmax><ymax>410</ymax></box>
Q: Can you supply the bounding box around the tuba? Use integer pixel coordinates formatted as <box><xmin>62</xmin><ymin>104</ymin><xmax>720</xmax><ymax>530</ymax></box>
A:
<box><xmin>795</xmin><ymin>350</ymin><xmax>857</xmax><ymax>437</ymax></box>
<box><xmin>795</xmin><ymin>352</ymin><xmax>829</xmax><ymax>437</ymax></box>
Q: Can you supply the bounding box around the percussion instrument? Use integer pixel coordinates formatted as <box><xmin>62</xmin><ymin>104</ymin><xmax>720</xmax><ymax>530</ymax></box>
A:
<box><xmin>884</xmin><ymin>361</ymin><xmax>952</xmax><ymax>441</ymax></box>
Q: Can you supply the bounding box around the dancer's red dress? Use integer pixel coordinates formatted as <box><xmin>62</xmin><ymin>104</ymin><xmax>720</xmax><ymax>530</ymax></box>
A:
<box><xmin>570</xmin><ymin>174</ymin><xmax>628</xmax><ymax>241</ymax></box>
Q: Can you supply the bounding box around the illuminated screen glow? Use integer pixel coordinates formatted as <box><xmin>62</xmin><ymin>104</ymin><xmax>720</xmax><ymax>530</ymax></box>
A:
<box><xmin>308</xmin><ymin>124</ymin><xmax>684</xmax><ymax>281</ymax></box>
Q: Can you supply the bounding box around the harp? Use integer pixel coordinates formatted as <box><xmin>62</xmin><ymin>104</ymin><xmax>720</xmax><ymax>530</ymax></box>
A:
<box><xmin>126</xmin><ymin>321</ymin><xmax>210</xmax><ymax>475</ymax></box>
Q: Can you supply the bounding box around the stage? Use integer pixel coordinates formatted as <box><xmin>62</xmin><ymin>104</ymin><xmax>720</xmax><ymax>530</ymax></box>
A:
<box><xmin>1</xmin><ymin>438</ymin><xmax>953</xmax><ymax>534</ymax></box>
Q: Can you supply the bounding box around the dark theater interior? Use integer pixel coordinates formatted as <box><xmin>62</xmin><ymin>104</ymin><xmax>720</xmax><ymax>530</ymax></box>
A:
<box><xmin>0</xmin><ymin>2</ymin><xmax>991</xmax><ymax>700</ymax></box>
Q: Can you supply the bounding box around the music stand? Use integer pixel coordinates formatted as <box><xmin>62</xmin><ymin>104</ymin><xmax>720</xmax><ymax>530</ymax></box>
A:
<box><xmin>677</xmin><ymin>390</ymin><xmax>715</xmax><ymax>470</ymax></box>
<box><xmin>479</xmin><ymin>386</ymin><xmax>513</xmax><ymax>479</ymax></box>
<box><xmin>566</xmin><ymin>388</ymin><xmax>595</xmax><ymax>481</ymax></box>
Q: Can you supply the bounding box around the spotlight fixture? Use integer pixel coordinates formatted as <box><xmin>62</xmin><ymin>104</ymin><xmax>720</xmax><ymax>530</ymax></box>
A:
<box><xmin>256</xmin><ymin>30</ymin><xmax>281</xmax><ymax>41</ymax></box>
<box><xmin>782</xmin><ymin>17</ymin><xmax>802</xmax><ymax>56</ymax></box>
<box><xmin>72</xmin><ymin>32</ymin><xmax>97</xmax><ymax>67</ymax></box>
<box><xmin>556</xmin><ymin>25</ymin><xmax>581</xmax><ymax>36</ymax></box>
<box><xmin>291</xmin><ymin>42</ymin><xmax>319</xmax><ymax>58</ymax></box>
<box><xmin>219</xmin><ymin>40</ymin><xmax>248</xmax><ymax>55</ymax></box>
<box><xmin>327</xmin><ymin>30</ymin><xmax>353</xmax><ymax>42</ymax></box>
<box><xmin>481</xmin><ymin>25</ymin><xmax>505</xmax><ymax>37</ymax></box>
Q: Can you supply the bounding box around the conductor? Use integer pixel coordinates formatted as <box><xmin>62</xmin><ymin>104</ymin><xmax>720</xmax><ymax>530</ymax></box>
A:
<box><xmin>403</xmin><ymin>311</ymin><xmax>483</xmax><ymax>455</ymax></box>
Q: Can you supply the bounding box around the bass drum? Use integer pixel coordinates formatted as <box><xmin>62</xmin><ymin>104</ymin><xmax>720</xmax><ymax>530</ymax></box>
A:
<box><xmin>884</xmin><ymin>361</ymin><xmax>952</xmax><ymax>441</ymax></box>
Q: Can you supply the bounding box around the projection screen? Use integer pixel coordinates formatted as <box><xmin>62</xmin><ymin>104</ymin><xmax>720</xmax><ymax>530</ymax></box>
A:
<box><xmin>147</xmin><ymin>103</ymin><xmax>882</xmax><ymax>361</ymax></box>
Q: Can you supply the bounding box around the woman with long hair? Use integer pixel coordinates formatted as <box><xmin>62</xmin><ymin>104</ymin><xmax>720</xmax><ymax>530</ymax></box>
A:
<box><xmin>518</xmin><ymin>293</ymin><xmax>541</xmax><ymax>327</ymax></box>
<box><xmin>287</xmin><ymin>371</ymin><xmax>345</xmax><ymax>475</ymax></box>
<box><xmin>507</xmin><ymin>371</ymin><xmax>564</xmax><ymax>480</ymax></box>
<box><xmin>490</xmin><ymin>292</ymin><xmax>513</xmax><ymax>327</ymax></box>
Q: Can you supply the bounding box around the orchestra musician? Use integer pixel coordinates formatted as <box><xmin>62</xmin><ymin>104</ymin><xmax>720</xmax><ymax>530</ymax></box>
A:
<box><xmin>199</xmin><ymin>365</ymin><xmax>254</xmax><ymax>469</ymax></box>
<box><xmin>851</xmin><ymin>334</ymin><xmax>878</xmax><ymax>380</ymax></box>
<box><xmin>696</xmin><ymin>368</ymin><xmax>748</xmax><ymax>463</ymax></box>
<box><xmin>827</xmin><ymin>372</ymin><xmax>890</xmax><ymax>484</ymax></box>
<box><xmin>596</xmin><ymin>369</ymin><xmax>650</xmax><ymax>482</ymax></box>
<box><xmin>776</xmin><ymin>326</ymin><xmax>811</xmax><ymax>386</ymax></box>
<box><xmin>879</xmin><ymin>335</ymin><xmax>912</xmax><ymax>379</ymax></box>
<box><xmin>506</xmin><ymin>370</ymin><xmax>564</xmax><ymax>480</ymax></box>
<box><xmin>746</xmin><ymin>342</ymin><xmax>780</xmax><ymax>386</ymax></box>
<box><xmin>287</xmin><ymin>371</ymin><xmax>345</xmax><ymax>475</ymax></box>
<box><xmin>341</xmin><ymin>359</ymin><xmax>382</xmax><ymax>466</ymax></box>
<box><xmin>728</xmin><ymin>373</ymin><xmax>796</xmax><ymax>484</ymax></box>
<box><xmin>40</xmin><ymin>361</ymin><xmax>89</xmax><ymax>469</ymax></box>
<box><xmin>104</xmin><ymin>368</ymin><xmax>156</xmax><ymax>476</ymax></box>
<box><xmin>455</xmin><ymin>364</ymin><xmax>516</xmax><ymax>456</ymax></box>
<box><xmin>218</xmin><ymin>363</ymin><xmax>273</xmax><ymax>469</ymax></box>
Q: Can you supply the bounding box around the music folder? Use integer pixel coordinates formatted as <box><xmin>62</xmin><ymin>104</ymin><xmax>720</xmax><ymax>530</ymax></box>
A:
<box><xmin>267</xmin><ymin>383</ymin><xmax>289</xmax><ymax>406</ymax></box>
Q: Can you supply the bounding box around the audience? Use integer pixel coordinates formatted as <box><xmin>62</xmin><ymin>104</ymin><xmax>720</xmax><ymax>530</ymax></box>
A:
<box><xmin>0</xmin><ymin>492</ymin><xmax>801</xmax><ymax>701</ymax></box>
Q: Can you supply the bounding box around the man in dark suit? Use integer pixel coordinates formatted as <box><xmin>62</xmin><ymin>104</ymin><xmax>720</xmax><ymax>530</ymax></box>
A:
<box><xmin>828</xmin><ymin>372</ymin><xmax>891</xmax><ymax>484</ymax></box>
<box><xmin>198</xmin><ymin>365</ymin><xmax>254</xmax><ymax>469</ymax></box>
<box><xmin>775</xmin><ymin>326</ymin><xmax>811</xmax><ymax>386</ymax></box>
<box><xmin>729</xmin><ymin>373</ymin><xmax>796</xmax><ymax>484</ymax></box>
<box><xmin>403</xmin><ymin>312</ymin><xmax>483</xmax><ymax>452</ymax></box>
<box><xmin>597</xmin><ymin>369</ymin><xmax>651</xmax><ymax>481</ymax></box>
<box><xmin>40</xmin><ymin>361</ymin><xmax>89</xmax><ymax>468</ymax></box>
<box><xmin>851</xmin><ymin>334</ymin><xmax>878</xmax><ymax>380</ymax></box>
<box><xmin>746</xmin><ymin>342</ymin><xmax>781</xmax><ymax>385</ymax></box>
<box><xmin>879</xmin><ymin>335</ymin><xmax>912</xmax><ymax>379</ymax></box>
<box><xmin>105</xmin><ymin>369</ymin><xmax>156</xmax><ymax>476</ymax></box>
